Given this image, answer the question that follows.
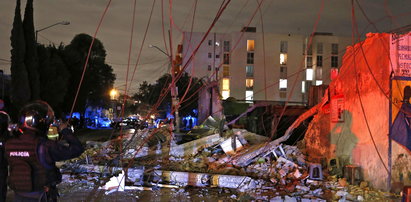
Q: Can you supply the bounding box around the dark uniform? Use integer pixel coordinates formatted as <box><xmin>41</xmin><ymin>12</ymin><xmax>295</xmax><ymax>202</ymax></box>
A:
<box><xmin>5</xmin><ymin>101</ymin><xmax>84</xmax><ymax>202</ymax></box>
<box><xmin>0</xmin><ymin>111</ymin><xmax>10</xmax><ymax>202</ymax></box>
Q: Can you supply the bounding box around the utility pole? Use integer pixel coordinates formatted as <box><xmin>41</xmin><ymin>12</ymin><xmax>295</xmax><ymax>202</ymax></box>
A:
<box><xmin>168</xmin><ymin>31</ymin><xmax>180</xmax><ymax>132</ymax></box>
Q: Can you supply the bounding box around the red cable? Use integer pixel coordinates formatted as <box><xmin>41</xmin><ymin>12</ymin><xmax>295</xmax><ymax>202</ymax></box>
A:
<box><xmin>70</xmin><ymin>0</ymin><xmax>112</xmax><ymax>116</ymax></box>
<box><xmin>161</xmin><ymin>0</ymin><xmax>170</xmax><ymax>55</ymax></box>
<box><xmin>127</xmin><ymin>0</ymin><xmax>157</xmax><ymax>94</ymax></box>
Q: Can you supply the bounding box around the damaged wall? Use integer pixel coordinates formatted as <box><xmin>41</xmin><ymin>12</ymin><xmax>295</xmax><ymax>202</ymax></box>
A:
<box><xmin>304</xmin><ymin>33</ymin><xmax>409</xmax><ymax>191</ymax></box>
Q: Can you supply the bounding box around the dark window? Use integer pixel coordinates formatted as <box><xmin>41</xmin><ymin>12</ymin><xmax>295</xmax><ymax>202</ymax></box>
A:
<box><xmin>331</xmin><ymin>56</ymin><xmax>338</xmax><ymax>67</ymax></box>
<box><xmin>216</xmin><ymin>54</ymin><xmax>220</xmax><ymax>58</ymax></box>
<box><xmin>317</xmin><ymin>43</ymin><xmax>323</xmax><ymax>54</ymax></box>
<box><xmin>247</xmin><ymin>52</ymin><xmax>254</xmax><ymax>64</ymax></box>
<box><xmin>224</xmin><ymin>41</ymin><xmax>230</xmax><ymax>52</ymax></box>
<box><xmin>280</xmin><ymin>41</ymin><xmax>288</xmax><ymax>53</ymax></box>
<box><xmin>332</xmin><ymin>43</ymin><xmax>338</xmax><ymax>55</ymax></box>
<box><xmin>208</xmin><ymin>40</ymin><xmax>212</xmax><ymax>46</ymax></box>
<box><xmin>223</xmin><ymin>53</ymin><xmax>230</xmax><ymax>64</ymax></box>
<box><xmin>208</xmin><ymin>65</ymin><xmax>211</xmax><ymax>71</ymax></box>
<box><xmin>246</xmin><ymin>65</ymin><xmax>254</xmax><ymax>77</ymax></box>
<box><xmin>307</xmin><ymin>45</ymin><xmax>312</xmax><ymax>55</ymax></box>
<box><xmin>317</xmin><ymin>55</ymin><xmax>323</xmax><ymax>67</ymax></box>
<box><xmin>307</xmin><ymin>56</ymin><xmax>312</xmax><ymax>67</ymax></box>
<box><xmin>208</xmin><ymin>53</ymin><xmax>212</xmax><ymax>58</ymax></box>
<box><xmin>280</xmin><ymin>66</ymin><xmax>287</xmax><ymax>79</ymax></box>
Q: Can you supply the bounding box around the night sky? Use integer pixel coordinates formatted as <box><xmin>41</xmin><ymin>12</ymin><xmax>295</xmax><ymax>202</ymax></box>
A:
<box><xmin>0</xmin><ymin>0</ymin><xmax>410</xmax><ymax>93</ymax></box>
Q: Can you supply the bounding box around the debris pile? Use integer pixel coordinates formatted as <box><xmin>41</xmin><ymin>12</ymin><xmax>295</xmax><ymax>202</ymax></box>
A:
<box><xmin>59</xmin><ymin>116</ymin><xmax>401</xmax><ymax>201</ymax></box>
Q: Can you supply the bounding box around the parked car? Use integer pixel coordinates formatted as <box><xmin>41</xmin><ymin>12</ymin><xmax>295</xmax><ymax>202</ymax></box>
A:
<box><xmin>111</xmin><ymin>117</ymin><xmax>143</xmax><ymax>129</ymax></box>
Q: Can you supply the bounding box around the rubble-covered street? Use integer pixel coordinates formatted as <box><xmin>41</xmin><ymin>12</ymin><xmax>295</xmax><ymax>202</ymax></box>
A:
<box><xmin>50</xmin><ymin>117</ymin><xmax>401</xmax><ymax>201</ymax></box>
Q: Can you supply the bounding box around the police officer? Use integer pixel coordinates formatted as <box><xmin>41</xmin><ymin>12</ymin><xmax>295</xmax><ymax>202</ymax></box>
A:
<box><xmin>0</xmin><ymin>111</ymin><xmax>10</xmax><ymax>202</ymax></box>
<box><xmin>5</xmin><ymin>101</ymin><xmax>84</xmax><ymax>202</ymax></box>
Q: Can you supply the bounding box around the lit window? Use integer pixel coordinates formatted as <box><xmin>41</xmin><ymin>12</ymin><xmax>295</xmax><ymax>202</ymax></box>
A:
<box><xmin>222</xmin><ymin>90</ymin><xmax>230</xmax><ymax>100</ymax></box>
<box><xmin>315</xmin><ymin>80</ymin><xmax>323</xmax><ymax>86</ymax></box>
<box><xmin>215</xmin><ymin>41</ymin><xmax>220</xmax><ymax>46</ymax></box>
<box><xmin>245</xmin><ymin>90</ymin><xmax>253</xmax><ymax>103</ymax></box>
<box><xmin>223</xmin><ymin>65</ymin><xmax>229</xmax><ymax>77</ymax></box>
<box><xmin>302</xmin><ymin>81</ymin><xmax>306</xmax><ymax>93</ymax></box>
<box><xmin>246</xmin><ymin>79</ymin><xmax>254</xmax><ymax>89</ymax></box>
<box><xmin>280</xmin><ymin>53</ymin><xmax>287</xmax><ymax>65</ymax></box>
<box><xmin>279</xmin><ymin>79</ymin><xmax>287</xmax><ymax>90</ymax></box>
<box><xmin>246</xmin><ymin>65</ymin><xmax>254</xmax><ymax>77</ymax></box>
<box><xmin>306</xmin><ymin>68</ymin><xmax>313</xmax><ymax>81</ymax></box>
<box><xmin>222</xmin><ymin>78</ymin><xmax>230</xmax><ymax>90</ymax></box>
<box><xmin>247</xmin><ymin>40</ymin><xmax>255</xmax><ymax>51</ymax></box>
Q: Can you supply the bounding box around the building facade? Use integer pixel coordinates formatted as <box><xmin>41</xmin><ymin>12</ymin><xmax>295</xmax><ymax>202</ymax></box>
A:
<box><xmin>181</xmin><ymin>29</ymin><xmax>351</xmax><ymax>105</ymax></box>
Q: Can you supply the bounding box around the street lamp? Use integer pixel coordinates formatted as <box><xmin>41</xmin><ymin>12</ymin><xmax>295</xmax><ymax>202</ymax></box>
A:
<box><xmin>109</xmin><ymin>88</ymin><xmax>119</xmax><ymax>119</ymax></box>
<box><xmin>149</xmin><ymin>44</ymin><xmax>180</xmax><ymax>132</ymax></box>
<box><xmin>36</xmin><ymin>21</ymin><xmax>70</xmax><ymax>43</ymax></box>
<box><xmin>110</xmin><ymin>88</ymin><xmax>119</xmax><ymax>100</ymax></box>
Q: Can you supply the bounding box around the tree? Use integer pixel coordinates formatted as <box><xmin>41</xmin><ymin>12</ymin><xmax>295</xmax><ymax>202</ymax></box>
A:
<box><xmin>133</xmin><ymin>73</ymin><xmax>203</xmax><ymax>118</ymax></box>
<box><xmin>23</xmin><ymin>0</ymin><xmax>40</xmax><ymax>100</ymax></box>
<box><xmin>63</xmin><ymin>33</ymin><xmax>115</xmax><ymax>114</ymax></box>
<box><xmin>37</xmin><ymin>44</ymin><xmax>69</xmax><ymax>116</ymax></box>
<box><xmin>10</xmin><ymin>0</ymin><xmax>30</xmax><ymax>109</ymax></box>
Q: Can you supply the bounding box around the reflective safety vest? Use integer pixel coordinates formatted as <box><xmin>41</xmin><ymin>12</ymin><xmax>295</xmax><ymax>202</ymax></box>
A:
<box><xmin>5</xmin><ymin>135</ymin><xmax>60</xmax><ymax>192</ymax></box>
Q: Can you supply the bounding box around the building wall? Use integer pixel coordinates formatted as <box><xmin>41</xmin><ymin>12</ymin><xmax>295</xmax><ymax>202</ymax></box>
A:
<box><xmin>304</xmin><ymin>33</ymin><xmax>411</xmax><ymax>191</ymax></box>
<box><xmin>182</xmin><ymin>31</ymin><xmax>351</xmax><ymax>105</ymax></box>
<box><xmin>308</xmin><ymin>34</ymin><xmax>351</xmax><ymax>85</ymax></box>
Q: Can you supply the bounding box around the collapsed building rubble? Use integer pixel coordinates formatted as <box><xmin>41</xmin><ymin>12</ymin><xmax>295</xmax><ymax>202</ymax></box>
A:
<box><xmin>59</xmin><ymin>116</ymin><xmax>401</xmax><ymax>201</ymax></box>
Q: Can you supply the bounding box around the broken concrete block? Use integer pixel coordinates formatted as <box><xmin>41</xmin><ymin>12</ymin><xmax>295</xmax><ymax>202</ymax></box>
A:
<box><xmin>284</xmin><ymin>195</ymin><xmax>297</xmax><ymax>202</ymax></box>
<box><xmin>127</xmin><ymin>167</ymin><xmax>145</xmax><ymax>185</ymax></box>
<box><xmin>211</xmin><ymin>174</ymin><xmax>256</xmax><ymax>192</ymax></box>
<box><xmin>296</xmin><ymin>185</ymin><xmax>310</xmax><ymax>192</ymax></box>
<box><xmin>170</xmin><ymin>133</ymin><xmax>223</xmax><ymax>157</ymax></box>
<box><xmin>293</xmin><ymin>169</ymin><xmax>302</xmax><ymax>179</ymax></box>
<box><xmin>270</xmin><ymin>196</ymin><xmax>283</xmax><ymax>202</ymax></box>
<box><xmin>220</xmin><ymin>135</ymin><xmax>245</xmax><ymax>155</ymax></box>
<box><xmin>99</xmin><ymin>170</ymin><xmax>125</xmax><ymax>191</ymax></box>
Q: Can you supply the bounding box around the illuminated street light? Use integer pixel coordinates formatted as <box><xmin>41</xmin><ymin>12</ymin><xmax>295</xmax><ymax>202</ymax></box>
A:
<box><xmin>110</xmin><ymin>88</ymin><xmax>118</xmax><ymax>100</ymax></box>
<box><xmin>36</xmin><ymin>21</ymin><xmax>70</xmax><ymax>43</ymax></box>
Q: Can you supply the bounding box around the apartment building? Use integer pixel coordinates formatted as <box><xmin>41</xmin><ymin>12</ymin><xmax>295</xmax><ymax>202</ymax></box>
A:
<box><xmin>181</xmin><ymin>28</ymin><xmax>351</xmax><ymax>104</ymax></box>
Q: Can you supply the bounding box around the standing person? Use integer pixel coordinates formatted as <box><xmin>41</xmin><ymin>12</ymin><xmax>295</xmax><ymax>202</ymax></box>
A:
<box><xmin>5</xmin><ymin>101</ymin><xmax>84</xmax><ymax>202</ymax></box>
<box><xmin>0</xmin><ymin>110</ymin><xmax>10</xmax><ymax>202</ymax></box>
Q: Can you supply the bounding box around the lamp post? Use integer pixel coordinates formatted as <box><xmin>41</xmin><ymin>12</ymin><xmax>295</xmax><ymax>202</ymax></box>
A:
<box><xmin>149</xmin><ymin>44</ymin><xmax>180</xmax><ymax>132</ymax></box>
<box><xmin>36</xmin><ymin>21</ymin><xmax>70</xmax><ymax>43</ymax></box>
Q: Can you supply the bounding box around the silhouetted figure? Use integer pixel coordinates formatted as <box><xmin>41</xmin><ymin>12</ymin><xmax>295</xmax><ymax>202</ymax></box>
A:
<box><xmin>0</xmin><ymin>110</ymin><xmax>10</xmax><ymax>202</ymax></box>
<box><xmin>5</xmin><ymin>101</ymin><xmax>84</xmax><ymax>202</ymax></box>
